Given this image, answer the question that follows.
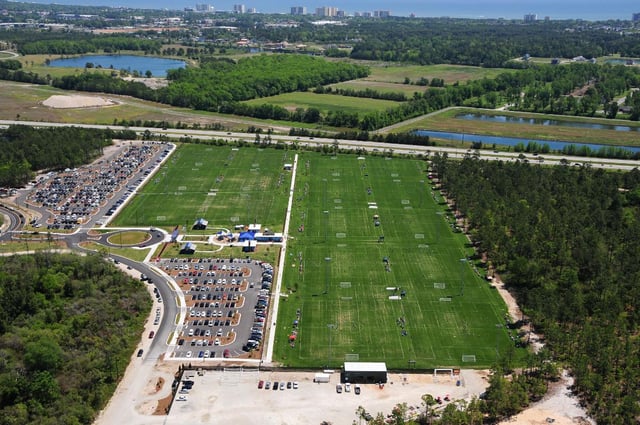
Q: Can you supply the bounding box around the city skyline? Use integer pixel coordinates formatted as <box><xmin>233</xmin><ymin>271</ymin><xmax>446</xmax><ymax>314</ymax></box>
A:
<box><xmin>19</xmin><ymin>0</ymin><xmax>640</xmax><ymax>20</ymax></box>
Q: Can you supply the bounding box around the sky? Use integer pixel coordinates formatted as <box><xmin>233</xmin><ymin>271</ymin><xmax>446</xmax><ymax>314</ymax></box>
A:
<box><xmin>25</xmin><ymin>0</ymin><xmax>639</xmax><ymax>20</ymax></box>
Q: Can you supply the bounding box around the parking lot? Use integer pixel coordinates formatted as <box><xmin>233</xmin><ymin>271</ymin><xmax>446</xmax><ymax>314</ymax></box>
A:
<box><xmin>158</xmin><ymin>257</ymin><xmax>273</xmax><ymax>360</ymax></box>
<box><xmin>26</xmin><ymin>141</ymin><xmax>172</xmax><ymax>229</ymax></box>
<box><xmin>166</xmin><ymin>369</ymin><xmax>486</xmax><ymax>425</ymax></box>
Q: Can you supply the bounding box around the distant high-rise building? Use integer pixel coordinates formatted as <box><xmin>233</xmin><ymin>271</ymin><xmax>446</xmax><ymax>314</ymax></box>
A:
<box><xmin>633</xmin><ymin>12</ymin><xmax>640</xmax><ymax>22</ymax></box>
<box><xmin>524</xmin><ymin>13</ymin><xmax>537</xmax><ymax>22</ymax></box>
<box><xmin>233</xmin><ymin>4</ymin><xmax>246</xmax><ymax>13</ymax></box>
<box><xmin>290</xmin><ymin>6</ymin><xmax>307</xmax><ymax>15</ymax></box>
<box><xmin>374</xmin><ymin>10</ymin><xmax>391</xmax><ymax>18</ymax></box>
<box><xmin>247</xmin><ymin>7</ymin><xmax>256</xmax><ymax>13</ymax></box>
<box><xmin>195</xmin><ymin>3</ymin><xmax>214</xmax><ymax>12</ymax></box>
<box><xmin>315</xmin><ymin>6</ymin><xmax>338</xmax><ymax>17</ymax></box>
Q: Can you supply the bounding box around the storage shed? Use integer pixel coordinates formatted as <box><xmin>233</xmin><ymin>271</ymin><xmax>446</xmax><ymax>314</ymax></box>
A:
<box><xmin>180</xmin><ymin>242</ymin><xmax>196</xmax><ymax>254</ymax></box>
<box><xmin>341</xmin><ymin>362</ymin><xmax>387</xmax><ymax>384</ymax></box>
<box><xmin>193</xmin><ymin>218</ymin><xmax>208</xmax><ymax>230</ymax></box>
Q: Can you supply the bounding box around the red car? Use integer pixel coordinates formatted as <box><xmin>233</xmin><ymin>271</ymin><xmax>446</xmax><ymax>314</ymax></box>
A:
<box><xmin>148</xmin><ymin>330</ymin><xmax>155</xmax><ymax>339</ymax></box>
<box><xmin>258</xmin><ymin>380</ymin><xmax>264</xmax><ymax>389</ymax></box>
<box><xmin>223</xmin><ymin>349</ymin><xmax>230</xmax><ymax>358</ymax></box>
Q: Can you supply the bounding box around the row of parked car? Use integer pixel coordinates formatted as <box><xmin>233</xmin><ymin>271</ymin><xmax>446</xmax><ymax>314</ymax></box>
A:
<box><xmin>258</xmin><ymin>380</ymin><xmax>299</xmax><ymax>390</ymax></box>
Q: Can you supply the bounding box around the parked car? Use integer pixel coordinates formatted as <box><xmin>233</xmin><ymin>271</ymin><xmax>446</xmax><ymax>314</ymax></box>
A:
<box><xmin>336</xmin><ymin>384</ymin><xmax>343</xmax><ymax>393</ymax></box>
<box><xmin>136</xmin><ymin>349</ymin><xmax>144</xmax><ymax>357</ymax></box>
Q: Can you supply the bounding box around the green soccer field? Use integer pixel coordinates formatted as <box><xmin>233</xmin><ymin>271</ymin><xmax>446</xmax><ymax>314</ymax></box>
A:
<box><xmin>113</xmin><ymin>144</ymin><xmax>519</xmax><ymax>369</ymax></box>
<box><xmin>274</xmin><ymin>151</ymin><xmax>516</xmax><ymax>369</ymax></box>
<box><xmin>111</xmin><ymin>144</ymin><xmax>294</xmax><ymax>231</ymax></box>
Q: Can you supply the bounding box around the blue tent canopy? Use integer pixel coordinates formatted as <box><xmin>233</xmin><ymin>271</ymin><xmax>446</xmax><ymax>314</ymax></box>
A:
<box><xmin>238</xmin><ymin>231</ymin><xmax>255</xmax><ymax>241</ymax></box>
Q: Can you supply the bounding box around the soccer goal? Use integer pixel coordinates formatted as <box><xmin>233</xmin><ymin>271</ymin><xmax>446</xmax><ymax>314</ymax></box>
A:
<box><xmin>340</xmin><ymin>282</ymin><xmax>352</xmax><ymax>288</ymax></box>
<box><xmin>345</xmin><ymin>353</ymin><xmax>360</xmax><ymax>361</ymax></box>
<box><xmin>433</xmin><ymin>282</ymin><xmax>446</xmax><ymax>289</ymax></box>
<box><xmin>433</xmin><ymin>368</ymin><xmax>454</xmax><ymax>379</ymax></box>
<box><xmin>461</xmin><ymin>355</ymin><xmax>477</xmax><ymax>363</ymax></box>
<box><xmin>439</xmin><ymin>297</ymin><xmax>452</xmax><ymax>302</ymax></box>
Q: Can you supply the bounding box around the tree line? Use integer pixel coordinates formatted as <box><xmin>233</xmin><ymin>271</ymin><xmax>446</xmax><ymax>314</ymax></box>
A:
<box><xmin>0</xmin><ymin>126</ymin><xmax>135</xmax><ymax>187</ymax></box>
<box><xmin>6</xmin><ymin>32</ymin><xmax>161</xmax><ymax>55</ymax></box>
<box><xmin>0</xmin><ymin>253</ymin><xmax>151</xmax><ymax>425</ymax></box>
<box><xmin>430</xmin><ymin>155</ymin><xmax>640</xmax><ymax>423</ymax></box>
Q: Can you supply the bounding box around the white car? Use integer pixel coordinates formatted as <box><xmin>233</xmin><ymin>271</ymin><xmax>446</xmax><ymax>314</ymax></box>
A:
<box><xmin>176</xmin><ymin>395</ymin><xmax>188</xmax><ymax>401</ymax></box>
<box><xmin>345</xmin><ymin>383</ymin><xmax>351</xmax><ymax>392</ymax></box>
<box><xmin>214</xmin><ymin>338</ymin><xmax>220</xmax><ymax>345</ymax></box>
<box><xmin>186</xmin><ymin>351</ymin><xmax>192</xmax><ymax>358</ymax></box>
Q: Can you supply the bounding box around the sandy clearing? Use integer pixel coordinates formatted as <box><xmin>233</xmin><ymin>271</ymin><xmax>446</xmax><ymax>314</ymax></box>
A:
<box><xmin>498</xmin><ymin>370</ymin><xmax>594</xmax><ymax>425</ymax></box>
<box><xmin>42</xmin><ymin>94</ymin><xmax>118</xmax><ymax>109</ymax></box>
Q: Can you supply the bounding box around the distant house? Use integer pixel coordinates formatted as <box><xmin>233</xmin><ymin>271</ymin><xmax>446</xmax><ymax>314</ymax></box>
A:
<box><xmin>193</xmin><ymin>218</ymin><xmax>208</xmax><ymax>230</ymax></box>
<box><xmin>572</xmin><ymin>55</ymin><xmax>587</xmax><ymax>62</ymax></box>
<box><xmin>248</xmin><ymin>223</ymin><xmax>261</xmax><ymax>233</ymax></box>
<box><xmin>550</xmin><ymin>58</ymin><xmax>560</xmax><ymax>65</ymax></box>
<box><xmin>619</xmin><ymin>106</ymin><xmax>632</xmax><ymax>114</ymax></box>
<box><xmin>180</xmin><ymin>242</ymin><xmax>196</xmax><ymax>254</ymax></box>
<box><xmin>284</xmin><ymin>163</ymin><xmax>293</xmax><ymax>171</ymax></box>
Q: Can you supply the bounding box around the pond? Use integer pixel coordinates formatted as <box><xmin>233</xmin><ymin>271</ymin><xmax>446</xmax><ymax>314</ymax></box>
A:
<box><xmin>456</xmin><ymin>113</ymin><xmax>640</xmax><ymax>132</ymax></box>
<box><xmin>413</xmin><ymin>130</ymin><xmax>640</xmax><ymax>153</ymax></box>
<box><xmin>48</xmin><ymin>55</ymin><xmax>186</xmax><ymax>77</ymax></box>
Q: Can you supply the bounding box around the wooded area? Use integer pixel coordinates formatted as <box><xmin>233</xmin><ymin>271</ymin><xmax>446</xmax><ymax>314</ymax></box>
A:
<box><xmin>0</xmin><ymin>253</ymin><xmax>151</xmax><ymax>425</ymax></box>
<box><xmin>430</xmin><ymin>156</ymin><xmax>640</xmax><ymax>423</ymax></box>
<box><xmin>0</xmin><ymin>126</ymin><xmax>135</xmax><ymax>187</ymax></box>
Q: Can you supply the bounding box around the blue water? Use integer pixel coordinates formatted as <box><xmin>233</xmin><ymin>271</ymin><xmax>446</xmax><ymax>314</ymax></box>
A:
<box><xmin>48</xmin><ymin>55</ymin><xmax>186</xmax><ymax>77</ymax></box>
<box><xmin>414</xmin><ymin>130</ymin><xmax>640</xmax><ymax>153</ymax></box>
<box><xmin>457</xmin><ymin>113</ymin><xmax>640</xmax><ymax>132</ymax></box>
<box><xmin>29</xmin><ymin>0</ymin><xmax>635</xmax><ymax>20</ymax></box>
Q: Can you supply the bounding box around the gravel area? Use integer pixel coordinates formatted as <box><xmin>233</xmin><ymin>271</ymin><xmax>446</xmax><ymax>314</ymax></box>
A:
<box><xmin>42</xmin><ymin>94</ymin><xmax>118</xmax><ymax>108</ymax></box>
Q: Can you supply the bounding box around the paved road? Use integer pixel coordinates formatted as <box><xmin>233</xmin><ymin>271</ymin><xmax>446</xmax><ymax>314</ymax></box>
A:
<box><xmin>1</xmin><ymin>119</ymin><xmax>639</xmax><ymax>171</ymax></box>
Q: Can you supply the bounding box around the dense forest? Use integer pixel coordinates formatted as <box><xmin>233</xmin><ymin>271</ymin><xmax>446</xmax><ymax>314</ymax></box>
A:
<box><xmin>0</xmin><ymin>253</ymin><xmax>151</xmax><ymax>425</ymax></box>
<box><xmin>429</xmin><ymin>156</ymin><xmax>640</xmax><ymax>423</ymax></box>
<box><xmin>0</xmin><ymin>126</ymin><xmax>135</xmax><ymax>187</ymax></box>
<box><xmin>51</xmin><ymin>54</ymin><xmax>369</xmax><ymax>110</ymax></box>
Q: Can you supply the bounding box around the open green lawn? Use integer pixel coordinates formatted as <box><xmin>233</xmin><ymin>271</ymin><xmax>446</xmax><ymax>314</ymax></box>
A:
<box><xmin>110</xmin><ymin>144</ymin><xmax>294</xmax><ymax>232</ymax></box>
<box><xmin>328</xmin><ymin>79</ymin><xmax>424</xmax><ymax>96</ymax></box>
<box><xmin>274</xmin><ymin>152</ymin><xmax>518</xmax><ymax>369</ymax></box>
<box><xmin>243</xmin><ymin>92</ymin><xmax>401</xmax><ymax>114</ymax></box>
<box><xmin>112</xmin><ymin>144</ymin><xmax>520</xmax><ymax>369</ymax></box>
<box><xmin>365</xmin><ymin>64</ymin><xmax>513</xmax><ymax>84</ymax></box>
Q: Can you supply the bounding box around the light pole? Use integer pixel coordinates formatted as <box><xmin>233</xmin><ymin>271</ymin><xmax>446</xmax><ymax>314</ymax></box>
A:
<box><xmin>327</xmin><ymin>323</ymin><xmax>337</xmax><ymax>367</ymax></box>
<box><xmin>459</xmin><ymin>258</ymin><xmax>467</xmax><ymax>296</ymax></box>
<box><xmin>324</xmin><ymin>257</ymin><xmax>331</xmax><ymax>294</ymax></box>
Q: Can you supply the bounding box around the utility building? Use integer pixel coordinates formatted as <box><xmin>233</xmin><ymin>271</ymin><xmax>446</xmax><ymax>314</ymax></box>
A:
<box><xmin>342</xmin><ymin>362</ymin><xmax>387</xmax><ymax>384</ymax></box>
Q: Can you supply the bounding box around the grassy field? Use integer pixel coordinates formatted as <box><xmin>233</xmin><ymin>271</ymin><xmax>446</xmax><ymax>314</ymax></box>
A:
<box><xmin>243</xmin><ymin>92</ymin><xmax>401</xmax><ymax>114</ymax></box>
<box><xmin>271</xmin><ymin>152</ymin><xmax>516</xmax><ymax>369</ymax></box>
<box><xmin>109</xmin><ymin>144</ymin><xmax>518</xmax><ymax>369</ymax></box>
<box><xmin>110</xmin><ymin>144</ymin><xmax>294</xmax><ymax>233</ymax></box>
<box><xmin>364</xmin><ymin>64</ymin><xmax>513</xmax><ymax>84</ymax></box>
<box><xmin>328</xmin><ymin>79</ymin><xmax>425</xmax><ymax>96</ymax></box>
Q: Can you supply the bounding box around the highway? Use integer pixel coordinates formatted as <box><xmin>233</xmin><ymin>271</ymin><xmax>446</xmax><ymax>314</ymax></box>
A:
<box><xmin>1</xmin><ymin>119</ymin><xmax>639</xmax><ymax>171</ymax></box>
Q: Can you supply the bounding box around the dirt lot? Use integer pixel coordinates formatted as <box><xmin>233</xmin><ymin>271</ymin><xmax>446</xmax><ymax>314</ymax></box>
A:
<box><xmin>167</xmin><ymin>369</ymin><xmax>488</xmax><ymax>425</ymax></box>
